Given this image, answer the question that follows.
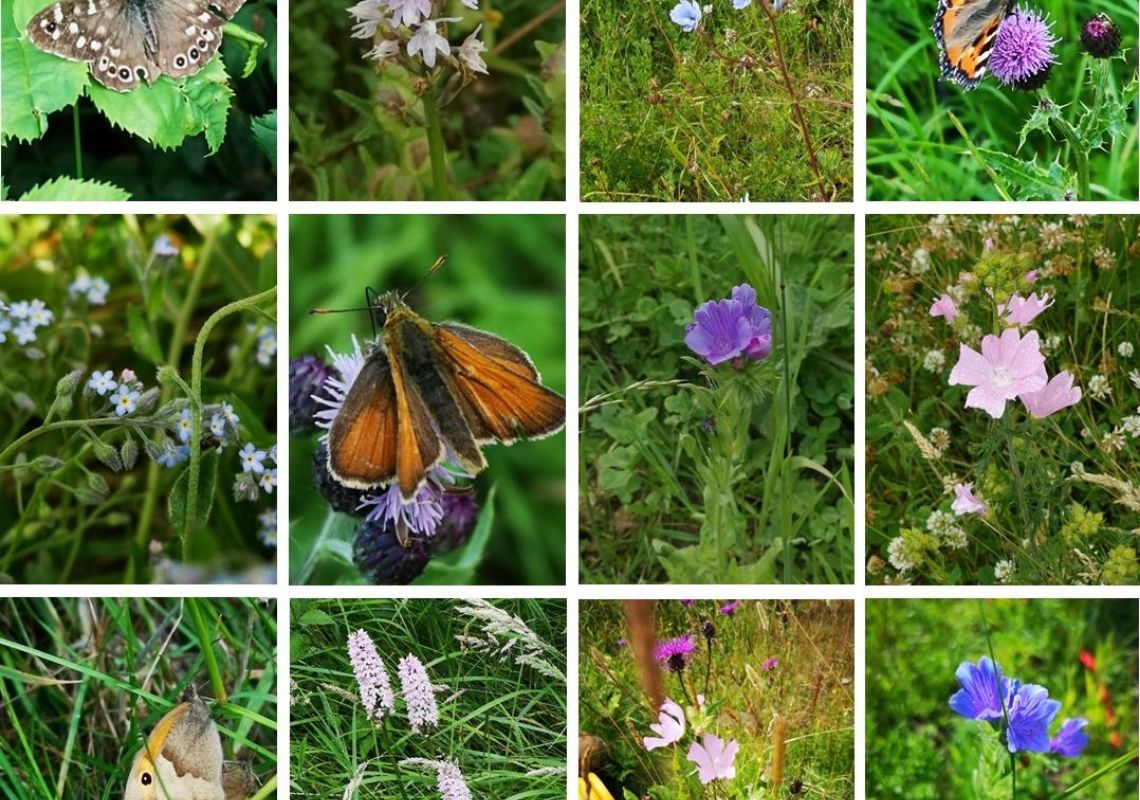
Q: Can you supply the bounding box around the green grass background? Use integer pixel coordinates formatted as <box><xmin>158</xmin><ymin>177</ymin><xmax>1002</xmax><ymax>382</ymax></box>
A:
<box><xmin>288</xmin><ymin>215</ymin><xmax>566</xmax><ymax>586</ymax></box>
<box><xmin>0</xmin><ymin>597</ymin><xmax>278</xmax><ymax>800</ymax></box>
<box><xmin>866</xmin><ymin>598</ymin><xmax>1138</xmax><ymax>799</ymax></box>
<box><xmin>582</xmin><ymin>0</ymin><xmax>853</xmax><ymax>201</ymax></box>
<box><xmin>580</xmin><ymin>599</ymin><xmax>854</xmax><ymax>799</ymax></box>
<box><xmin>867</xmin><ymin>0</ymin><xmax>1139</xmax><ymax>199</ymax></box>
<box><xmin>290</xmin><ymin>598</ymin><xmax>565</xmax><ymax>799</ymax></box>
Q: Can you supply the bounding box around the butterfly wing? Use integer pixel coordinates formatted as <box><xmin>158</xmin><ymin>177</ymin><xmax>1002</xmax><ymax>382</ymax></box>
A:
<box><xmin>933</xmin><ymin>0</ymin><xmax>1012</xmax><ymax>89</ymax></box>
<box><xmin>142</xmin><ymin>0</ymin><xmax>246</xmax><ymax>79</ymax></box>
<box><xmin>386</xmin><ymin>353</ymin><xmax>445</xmax><ymax>500</ymax></box>
<box><xmin>327</xmin><ymin>353</ymin><xmax>401</xmax><ymax>490</ymax></box>
<box><xmin>433</xmin><ymin>323</ymin><xmax>566</xmax><ymax>444</ymax></box>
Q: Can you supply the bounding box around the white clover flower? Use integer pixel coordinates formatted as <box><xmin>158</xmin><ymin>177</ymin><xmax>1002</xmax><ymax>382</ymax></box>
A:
<box><xmin>1087</xmin><ymin>374</ymin><xmax>1111</xmax><ymax>400</ymax></box>
<box><xmin>922</xmin><ymin>349</ymin><xmax>946</xmax><ymax>373</ymax></box>
<box><xmin>910</xmin><ymin>247</ymin><xmax>930</xmax><ymax>274</ymax></box>
<box><xmin>1120</xmin><ymin>414</ymin><xmax>1140</xmax><ymax>438</ymax></box>
<box><xmin>1131</xmin><ymin>370</ymin><xmax>1140</xmax><ymax>390</ymax></box>
<box><xmin>994</xmin><ymin>560</ymin><xmax>1015</xmax><ymax>583</ymax></box>
<box><xmin>928</xmin><ymin>427</ymin><xmax>950</xmax><ymax>452</ymax></box>
<box><xmin>1093</xmin><ymin>246</ymin><xmax>1116</xmax><ymax>270</ymax></box>
<box><xmin>887</xmin><ymin>536</ymin><xmax>913</xmax><ymax>572</ymax></box>
<box><xmin>1118</xmin><ymin>341</ymin><xmax>1134</xmax><ymax>358</ymax></box>
<box><xmin>925</xmin><ymin>510</ymin><xmax>955</xmax><ymax>537</ymax></box>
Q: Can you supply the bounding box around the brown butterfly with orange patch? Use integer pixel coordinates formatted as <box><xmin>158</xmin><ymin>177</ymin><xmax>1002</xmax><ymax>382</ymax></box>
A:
<box><xmin>312</xmin><ymin>257</ymin><xmax>565</xmax><ymax>512</ymax></box>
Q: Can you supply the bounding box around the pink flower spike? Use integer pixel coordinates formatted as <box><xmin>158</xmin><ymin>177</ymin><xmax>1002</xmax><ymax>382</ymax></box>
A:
<box><xmin>1023</xmin><ymin>270</ymin><xmax>1038</xmax><ymax>283</ymax></box>
<box><xmin>952</xmin><ymin>483</ymin><xmax>987</xmax><ymax>515</ymax></box>
<box><xmin>686</xmin><ymin>733</ymin><xmax>739</xmax><ymax>784</ymax></box>
<box><xmin>999</xmin><ymin>292</ymin><xmax>1054</xmax><ymax>326</ymax></box>
<box><xmin>929</xmin><ymin>294</ymin><xmax>959</xmax><ymax>324</ymax></box>
<box><xmin>983</xmin><ymin>238</ymin><xmax>995</xmax><ymax>251</ymax></box>
<box><xmin>948</xmin><ymin>328</ymin><xmax>1047</xmax><ymax>419</ymax></box>
<box><xmin>643</xmin><ymin>698</ymin><xmax>685</xmax><ymax>750</ymax></box>
<box><xmin>1020</xmin><ymin>371</ymin><xmax>1082</xmax><ymax>419</ymax></box>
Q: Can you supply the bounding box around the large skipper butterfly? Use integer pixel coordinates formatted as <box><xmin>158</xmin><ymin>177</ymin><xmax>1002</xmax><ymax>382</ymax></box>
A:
<box><xmin>313</xmin><ymin>258</ymin><xmax>565</xmax><ymax>501</ymax></box>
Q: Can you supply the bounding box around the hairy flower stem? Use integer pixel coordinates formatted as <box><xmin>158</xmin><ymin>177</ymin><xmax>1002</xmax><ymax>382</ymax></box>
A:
<box><xmin>131</xmin><ymin>229</ymin><xmax>216</xmax><ymax>581</ymax></box>
<box><xmin>422</xmin><ymin>82</ymin><xmax>451</xmax><ymax>200</ymax></box>
<box><xmin>704</xmin><ymin>637</ymin><xmax>713</xmax><ymax>697</ymax></box>
<box><xmin>761</xmin><ymin>2</ymin><xmax>824</xmax><ymax>197</ymax></box>
<box><xmin>1042</xmin><ymin>89</ymin><xmax>1089</xmax><ymax>200</ymax></box>
<box><xmin>981</xmin><ymin>604</ymin><xmax>1016</xmax><ymax>800</ymax></box>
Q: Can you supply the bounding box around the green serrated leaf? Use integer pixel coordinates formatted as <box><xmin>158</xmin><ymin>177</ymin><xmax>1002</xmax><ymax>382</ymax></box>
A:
<box><xmin>978</xmin><ymin>148</ymin><xmax>1073</xmax><ymax>200</ymax></box>
<box><xmin>125</xmin><ymin>305</ymin><xmax>163</xmax><ymax>364</ymax></box>
<box><xmin>251</xmin><ymin>110</ymin><xmax>276</xmax><ymax>170</ymax></box>
<box><xmin>1</xmin><ymin>37</ymin><xmax>87</xmax><ymax>142</ymax></box>
<box><xmin>88</xmin><ymin>55</ymin><xmax>234</xmax><ymax>153</ymax></box>
<box><xmin>19</xmin><ymin>176</ymin><xmax>130</xmax><ymax>200</ymax></box>
<box><xmin>168</xmin><ymin>450</ymin><xmax>218</xmax><ymax>536</ymax></box>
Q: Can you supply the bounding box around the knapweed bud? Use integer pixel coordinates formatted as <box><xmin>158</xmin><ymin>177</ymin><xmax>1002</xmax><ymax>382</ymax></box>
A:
<box><xmin>353</xmin><ymin>519</ymin><xmax>433</xmax><ymax>585</ymax></box>
<box><xmin>289</xmin><ymin>355</ymin><xmax>331</xmax><ymax>435</ymax></box>
<box><xmin>313</xmin><ymin>442</ymin><xmax>367</xmax><ymax>515</ymax></box>
<box><xmin>702</xmin><ymin>620</ymin><xmax>716</xmax><ymax>642</ymax></box>
<box><xmin>1081</xmin><ymin>13</ymin><xmax>1121</xmax><ymax>58</ymax></box>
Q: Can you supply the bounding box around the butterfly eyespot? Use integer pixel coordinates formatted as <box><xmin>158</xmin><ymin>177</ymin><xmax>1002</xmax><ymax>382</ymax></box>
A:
<box><xmin>197</xmin><ymin>38</ymin><xmax>206</xmax><ymax>49</ymax></box>
<box><xmin>118</xmin><ymin>67</ymin><xmax>130</xmax><ymax>80</ymax></box>
<box><xmin>189</xmin><ymin>47</ymin><xmax>200</xmax><ymax>61</ymax></box>
<box><xmin>140</xmin><ymin>772</ymin><xmax>152</xmax><ymax>786</ymax></box>
<box><xmin>174</xmin><ymin>55</ymin><xmax>187</xmax><ymax>68</ymax></box>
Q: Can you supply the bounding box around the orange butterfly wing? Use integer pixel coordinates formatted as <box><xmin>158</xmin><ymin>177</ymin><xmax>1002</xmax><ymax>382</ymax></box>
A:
<box><xmin>327</xmin><ymin>355</ymin><xmax>400</xmax><ymax>489</ymax></box>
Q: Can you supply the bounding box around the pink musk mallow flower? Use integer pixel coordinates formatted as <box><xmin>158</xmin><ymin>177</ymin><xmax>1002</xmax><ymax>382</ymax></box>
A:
<box><xmin>1020</xmin><ymin>371</ymin><xmax>1082</xmax><ymax>419</ymax></box>
<box><xmin>951</xmin><ymin>483</ymin><xmax>987</xmax><ymax>515</ymax></box>
<box><xmin>930</xmin><ymin>294</ymin><xmax>959</xmax><ymax>324</ymax></box>
<box><xmin>643</xmin><ymin>698</ymin><xmax>685</xmax><ymax>750</ymax></box>
<box><xmin>948</xmin><ymin>328</ymin><xmax>1047</xmax><ymax>419</ymax></box>
<box><xmin>687</xmin><ymin>733</ymin><xmax>739</xmax><ymax>784</ymax></box>
<box><xmin>999</xmin><ymin>292</ymin><xmax>1054</xmax><ymax>326</ymax></box>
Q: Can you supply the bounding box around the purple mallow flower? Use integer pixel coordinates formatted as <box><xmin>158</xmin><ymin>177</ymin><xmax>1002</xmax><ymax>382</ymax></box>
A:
<box><xmin>990</xmin><ymin>8</ymin><xmax>1058</xmax><ymax>90</ymax></box>
<box><xmin>760</xmin><ymin>656</ymin><xmax>777</xmax><ymax>671</ymax></box>
<box><xmin>687</xmin><ymin>733</ymin><xmax>738</xmax><ymax>784</ymax></box>
<box><xmin>1050</xmin><ymin>718</ymin><xmax>1090</xmax><ymax>757</ymax></box>
<box><xmin>644</xmin><ymin>698</ymin><xmax>686</xmax><ymax>750</ymax></box>
<box><xmin>684</xmin><ymin>283</ymin><xmax>773</xmax><ymax>366</ymax></box>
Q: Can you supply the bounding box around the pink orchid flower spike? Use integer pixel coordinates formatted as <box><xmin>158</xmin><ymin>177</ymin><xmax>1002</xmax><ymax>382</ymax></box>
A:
<box><xmin>1020</xmin><ymin>371</ymin><xmax>1082</xmax><ymax>419</ymax></box>
<box><xmin>948</xmin><ymin>328</ymin><xmax>1047</xmax><ymax>419</ymax></box>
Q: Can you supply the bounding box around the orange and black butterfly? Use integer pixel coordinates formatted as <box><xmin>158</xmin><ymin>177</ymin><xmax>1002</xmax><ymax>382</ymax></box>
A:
<box><xmin>317</xmin><ymin>258</ymin><xmax>565</xmax><ymax>503</ymax></box>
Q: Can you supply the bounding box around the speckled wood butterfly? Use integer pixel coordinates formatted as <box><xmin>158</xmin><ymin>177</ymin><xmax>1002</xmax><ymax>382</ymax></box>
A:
<box><xmin>25</xmin><ymin>0</ymin><xmax>246</xmax><ymax>92</ymax></box>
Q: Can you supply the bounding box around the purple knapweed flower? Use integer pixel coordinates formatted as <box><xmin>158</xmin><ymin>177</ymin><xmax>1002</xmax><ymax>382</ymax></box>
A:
<box><xmin>654</xmin><ymin>635</ymin><xmax>697</xmax><ymax>672</ymax></box>
<box><xmin>1006</xmin><ymin>682</ymin><xmax>1061</xmax><ymax>752</ymax></box>
<box><xmin>1049</xmin><ymin>718</ymin><xmax>1090</xmax><ymax>757</ymax></box>
<box><xmin>680</xmin><ymin>599</ymin><xmax>696</xmax><ymax>606</ymax></box>
<box><xmin>347</xmin><ymin>629</ymin><xmax>396</xmax><ymax>722</ymax></box>
<box><xmin>760</xmin><ymin>656</ymin><xmax>777</xmax><ymax>671</ymax></box>
<box><xmin>990</xmin><ymin>8</ymin><xmax>1058</xmax><ymax>90</ymax></box>
<box><xmin>949</xmin><ymin>656</ymin><xmax>1008</xmax><ymax>721</ymax></box>
<box><xmin>398</xmin><ymin>653</ymin><xmax>440</xmax><ymax>733</ymax></box>
<box><xmin>719</xmin><ymin>600</ymin><xmax>741</xmax><ymax>616</ymax></box>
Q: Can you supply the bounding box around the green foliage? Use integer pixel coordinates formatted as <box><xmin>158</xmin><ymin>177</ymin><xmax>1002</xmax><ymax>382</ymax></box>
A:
<box><xmin>289</xmin><ymin>215</ymin><xmax>566</xmax><ymax>586</ymax></box>
<box><xmin>866</xmin><ymin>599</ymin><xmax>1138</xmax><ymax>799</ymax></box>
<box><xmin>580</xmin><ymin>600</ymin><xmax>854</xmax><ymax>799</ymax></box>
<box><xmin>0</xmin><ymin>597</ymin><xmax>278</xmax><ymax>800</ymax></box>
<box><xmin>17</xmin><ymin>175</ymin><xmax>131</xmax><ymax>200</ymax></box>
<box><xmin>580</xmin><ymin>215</ymin><xmax>854</xmax><ymax>584</ymax></box>
<box><xmin>289</xmin><ymin>1</ymin><xmax>565</xmax><ymax>200</ymax></box>
<box><xmin>0</xmin><ymin>215</ymin><xmax>278</xmax><ymax>583</ymax></box>
<box><xmin>867</xmin><ymin>0</ymin><xmax>1139</xmax><ymax>200</ymax></box>
<box><xmin>865</xmin><ymin>215</ymin><xmax>1140</xmax><ymax>585</ymax></box>
<box><xmin>291</xmin><ymin>598</ymin><xmax>565</xmax><ymax>798</ymax></box>
<box><xmin>0</xmin><ymin>0</ymin><xmax>277</xmax><ymax>199</ymax></box>
<box><xmin>581</xmin><ymin>0</ymin><xmax>853</xmax><ymax>201</ymax></box>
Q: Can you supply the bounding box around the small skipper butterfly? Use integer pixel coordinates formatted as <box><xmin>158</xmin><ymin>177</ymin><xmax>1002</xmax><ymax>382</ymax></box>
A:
<box><xmin>312</xmin><ymin>257</ymin><xmax>565</xmax><ymax>501</ymax></box>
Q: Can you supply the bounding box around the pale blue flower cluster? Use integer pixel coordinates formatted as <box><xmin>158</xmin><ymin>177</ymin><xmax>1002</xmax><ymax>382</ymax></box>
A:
<box><xmin>1</xmin><ymin>298</ymin><xmax>54</xmax><ymax>347</ymax></box>
<box><xmin>671</xmin><ymin>0</ymin><xmax>784</xmax><ymax>33</ymax></box>
<box><xmin>67</xmin><ymin>271</ymin><xmax>111</xmax><ymax>305</ymax></box>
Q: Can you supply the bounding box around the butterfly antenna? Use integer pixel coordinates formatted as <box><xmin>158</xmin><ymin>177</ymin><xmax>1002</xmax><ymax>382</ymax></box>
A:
<box><xmin>402</xmin><ymin>255</ymin><xmax>448</xmax><ymax>300</ymax></box>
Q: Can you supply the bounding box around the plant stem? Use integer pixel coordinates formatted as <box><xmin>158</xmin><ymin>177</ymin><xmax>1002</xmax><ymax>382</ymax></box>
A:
<box><xmin>188</xmin><ymin>598</ymin><xmax>227</xmax><ymax>703</ymax></box>
<box><xmin>1044</xmin><ymin>90</ymin><xmax>1089</xmax><ymax>199</ymax></box>
<box><xmin>72</xmin><ymin>105</ymin><xmax>83</xmax><ymax>180</ymax></box>
<box><xmin>422</xmin><ymin>83</ymin><xmax>450</xmax><ymax>200</ymax></box>
<box><xmin>131</xmin><ymin>230</ymin><xmax>217</xmax><ymax>580</ymax></box>
<box><xmin>778</xmin><ymin>271</ymin><xmax>793</xmax><ymax>583</ymax></box>
<box><xmin>761</xmin><ymin>3</ymin><xmax>824</xmax><ymax>197</ymax></box>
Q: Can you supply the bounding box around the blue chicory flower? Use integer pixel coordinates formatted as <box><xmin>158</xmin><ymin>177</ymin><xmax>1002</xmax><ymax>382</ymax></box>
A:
<box><xmin>670</xmin><ymin>0</ymin><xmax>702</xmax><ymax>33</ymax></box>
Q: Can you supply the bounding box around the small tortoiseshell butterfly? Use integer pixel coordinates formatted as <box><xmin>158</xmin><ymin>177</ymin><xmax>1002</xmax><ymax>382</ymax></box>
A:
<box><xmin>933</xmin><ymin>0</ymin><xmax>1014</xmax><ymax>89</ymax></box>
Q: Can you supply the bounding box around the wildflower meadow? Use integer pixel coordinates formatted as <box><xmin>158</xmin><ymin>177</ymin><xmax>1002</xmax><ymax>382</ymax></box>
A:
<box><xmin>867</xmin><ymin>0</ymin><xmax>1139</xmax><ymax>200</ymax></box>
<box><xmin>0</xmin><ymin>215</ymin><xmax>278</xmax><ymax>584</ymax></box>
<box><xmin>866</xmin><ymin>214</ymin><xmax>1140</xmax><ymax>585</ymax></box>
<box><xmin>288</xmin><ymin>215</ymin><xmax>565</xmax><ymax>586</ymax></box>
<box><xmin>1</xmin><ymin>0</ymin><xmax>277</xmax><ymax>200</ymax></box>
<box><xmin>0</xmin><ymin>596</ymin><xmax>279</xmax><ymax>800</ymax></box>
<box><xmin>867</xmin><ymin>598</ymin><xmax>1138</xmax><ymax>799</ymax></box>
<box><xmin>290</xmin><ymin>0</ymin><xmax>565</xmax><ymax>200</ymax></box>
<box><xmin>582</xmin><ymin>0</ymin><xmax>853</xmax><ymax>202</ymax></box>
<box><xmin>290</xmin><ymin>598</ymin><xmax>566</xmax><ymax>800</ymax></box>
<box><xmin>579</xmin><ymin>599</ymin><xmax>854</xmax><ymax>800</ymax></box>
<box><xmin>580</xmin><ymin>214</ymin><xmax>854</xmax><ymax>584</ymax></box>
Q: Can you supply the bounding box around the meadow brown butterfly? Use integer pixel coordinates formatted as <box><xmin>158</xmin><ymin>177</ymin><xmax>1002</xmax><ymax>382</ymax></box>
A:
<box><xmin>315</xmin><ymin>257</ymin><xmax>566</xmax><ymax>502</ymax></box>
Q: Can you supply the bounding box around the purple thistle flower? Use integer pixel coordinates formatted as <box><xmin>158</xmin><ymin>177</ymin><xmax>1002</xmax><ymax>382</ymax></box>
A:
<box><xmin>1006</xmin><ymin>681</ymin><xmax>1061</xmax><ymax>753</ymax></box>
<box><xmin>654</xmin><ymin>635</ymin><xmax>696</xmax><ymax>672</ymax></box>
<box><xmin>1049</xmin><ymin>718</ymin><xmax>1090</xmax><ymax>757</ymax></box>
<box><xmin>949</xmin><ymin>656</ymin><xmax>1008</xmax><ymax>721</ymax></box>
<box><xmin>398</xmin><ymin>654</ymin><xmax>440</xmax><ymax>734</ymax></box>
<box><xmin>400</xmin><ymin>758</ymin><xmax>472</xmax><ymax>800</ymax></box>
<box><xmin>290</xmin><ymin>355</ymin><xmax>332</xmax><ymax>434</ymax></box>
<box><xmin>719</xmin><ymin>600</ymin><xmax>741</xmax><ymax>616</ymax></box>
<box><xmin>990</xmin><ymin>8</ymin><xmax>1058</xmax><ymax>91</ymax></box>
<box><xmin>347</xmin><ymin>629</ymin><xmax>395</xmax><ymax>722</ymax></box>
<box><xmin>1080</xmin><ymin>13</ymin><xmax>1120</xmax><ymax>58</ymax></box>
